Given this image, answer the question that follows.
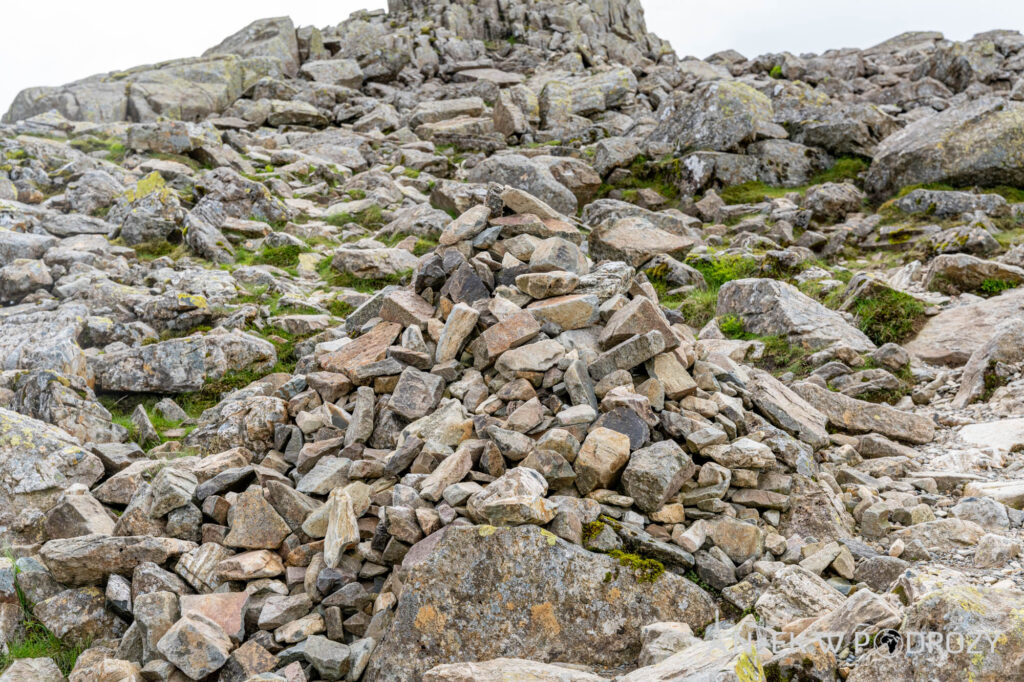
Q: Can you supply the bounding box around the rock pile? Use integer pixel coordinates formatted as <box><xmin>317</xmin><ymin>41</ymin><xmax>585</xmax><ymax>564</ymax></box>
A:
<box><xmin>3</xmin><ymin>2</ymin><xmax>1024</xmax><ymax>682</ymax></box>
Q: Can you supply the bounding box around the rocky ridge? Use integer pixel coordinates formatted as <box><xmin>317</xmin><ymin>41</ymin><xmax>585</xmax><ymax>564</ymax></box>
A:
<box><xmin>2</xmin><ymin>3</ymin><xmax>1024</xmax><ymax>682</ymax></box>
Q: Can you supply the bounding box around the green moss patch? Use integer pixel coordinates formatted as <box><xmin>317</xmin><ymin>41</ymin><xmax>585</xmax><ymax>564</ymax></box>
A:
<box><xmin>850</xmin><ymin>288</ymin><xmax>926</xmax><ymax>345</ymax></box>
<box><xmin>608</xmin><ymin>550</ymin><xmax>665</xmax><ymax>583</ymax></box>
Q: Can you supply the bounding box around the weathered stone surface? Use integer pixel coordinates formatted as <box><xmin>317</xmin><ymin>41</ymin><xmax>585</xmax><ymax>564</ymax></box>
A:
<box><xmin>364</xmin><ymin>526</ymin><xmax>716</xmax><ymax>681</ymax></box>
<box><xmin>718</xmin><ymin>279</ymin><xmax>875</xmax><ymax>352</ymax></box>
<box><xmin>156</xmin><ymin>612</ymin><xmax>234</xmax><ymax>679</ymax></box>
<box><xmin>792</xmin><ymin>382</ymin><xmax>935</xmax><ymax>444</ymax></box>
<box><xmin>424</xmin><ymin>659</ymin><xmax>607</xmax><ymax>681</ymax></box>
<box><xmin>40</xmin><ymin>534</ymin><xmax>195</xmax><ymax>585</ymax></box>
<box><xmin>621</xmin><ymin>441</ymin><xmax>693</xmax><ymax>513</ymax></box>
<box><xmin>865</xmin><ymin>98</ymin><xmax>1024</xmax><ymax>197</ymax></box>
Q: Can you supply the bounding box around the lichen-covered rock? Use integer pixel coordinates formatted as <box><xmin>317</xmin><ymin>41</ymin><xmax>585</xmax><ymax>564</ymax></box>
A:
<box><xmin>363</xmin><ymin>525</ymin><xmax>716</xmax><ymax>681</ymax></box>
<box><xmin>865</xmin><ymin>98</ymin><xmax>1024</xmax><ymax>197</ymax></box>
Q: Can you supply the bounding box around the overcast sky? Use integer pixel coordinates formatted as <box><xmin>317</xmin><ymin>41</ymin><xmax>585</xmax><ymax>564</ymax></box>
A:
<box><xmin>3</xmin><ymin>1</ymin><xmax>1024</xmax><ymax>115</ymax></box>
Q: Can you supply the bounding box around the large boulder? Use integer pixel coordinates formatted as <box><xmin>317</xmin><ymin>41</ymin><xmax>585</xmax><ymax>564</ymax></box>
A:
<box><xmin>848</xmin><ymin>586</ymin><xmax>1024</xmax><ymax>681</ymax></box>
<box><xmin>363</xmin><ymin>525</ymin><xmax>716</xmax><ymax>681</ymax></box>
<box><xmin>203</xmin><ymin>16</ymin><xmax>300</xmax><ymax>77</ymax></box>
<box><xmin>0</xmin><ymin>407</ymin><xmax>104</xmax><ymax>542</ymax></box>
<box><xmin>717</xmin><ymin>279</ymin><xmax>875</xmax><ymax>352</ymax></box>
<box><xmin>467</xmin><ymin>155</ymin><xmax>577</xmax><ymax>216</ymax></box>
<box><xmin>792</xmin><ymin>382</ymin><xmax>935</xmax><ymax>444</ymax></box>
<box><xmin>646</xmin><ymin>81</ymin><xmax>786</xmax><ymax>154</ymax></box>
<box><xmin>90</xmin><ymin>331</ymin><xmax>276</xmax><ymax>393</ymax></box>
<box><xmin>904</xmin><ymin>287</ymin><xmax>1024</xmax><ymax>365</ymax></box>
<box><xmin>865</xmin><ymin>98</ymin><xmax>1024</xmax><ymax>197</ymax></box>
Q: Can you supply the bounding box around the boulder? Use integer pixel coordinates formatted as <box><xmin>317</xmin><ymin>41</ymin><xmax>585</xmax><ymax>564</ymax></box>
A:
<box><xmin>718</xmin><ymin>279</ymin><xmax>875</xmax><ymax>352</ymax></box>
<box><xmin>363</xmin><ymin>526</ymin><xmax>716</xmax><ymax>680</ymax></box>
<box><xmin>865</xmin><ymin>98</ymin><xmax>1024</xmax><ymax>197</ymax></box>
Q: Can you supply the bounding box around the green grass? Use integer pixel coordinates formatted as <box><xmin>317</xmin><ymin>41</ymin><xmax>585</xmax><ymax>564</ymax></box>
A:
<box><xmin>718</xmin><ymin>315</ymin><xmax>811</xmax><ymax>376</ymax></box>
<box><xmin>979</xmin><ymin>278</ymin><xmax>1020</xmax><ymax>296</ymax></box>
<box><xmin>769</xmin><ymin>65</ymin><xmax>783</xmax><ymax>79</ymax></box>
<box><xmin>316</xmin><ymin>257</ymin><xmax>411</xmax><ymax>293</ymax></box>
<box><xmin>69</xmin><ymin>135</ymin><xmax>125</xmax><ymax>163</ymax></box>
<box><xmin>850</xmin><ymin>288</ymin><xmax>926</xmax><ymax>345</ymax></box>
<box><xmin>99</xmin><ymin>394</ymin><xmax>190</xmax><ymax>446</ymax></box>
<box><xmin>647</xmin><ymin>254</ymin><xmax>762</xmax><ymax>328</ymax></box>
<box><xmin>325</xmin><ymin>205</ymin><xmax>384</xmax><ymax>229</ymax></box>
<box><xmin>131</xmin><ymin>240</ymin><xmax>181</xmax><ymax>261</ymax></box>
<box><xmin>716</xmin><ymin>157</ymin><xmax>869</xmax><ymax>205</ymax></box>
<box><xmin>608</xmin><ymin>550</ymin><xmax>665</xmax><ymax>583</ymax></box>
<box><xmin>594</xmin><ymin>155</ymin><xmax>684</xmax><ymax>207</ymax></box>
<box><xmin>0</xmin><ymin>556</ymin><xmax>87</xmax><ymax>676</ymax></box>
<box><xmin>327</xmin><ymin>298</ymin><xmax>354</xmax><ymax>318</ymax></box>
<box><xmin>379</xmin><ymin>233</ymin><xmax>438</xmax><ymax>256</ymax></box>
<box><xmin>234</xmin><ymin>244</ymin><xmax>308</xmax><ymax>270</ymax></box>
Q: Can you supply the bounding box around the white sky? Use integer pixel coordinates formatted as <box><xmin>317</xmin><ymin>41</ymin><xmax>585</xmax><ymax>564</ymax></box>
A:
<box><xmin>3</xmin><ymin>1</ymin><xmax>1024</xmax><ymax>115</ymax></box>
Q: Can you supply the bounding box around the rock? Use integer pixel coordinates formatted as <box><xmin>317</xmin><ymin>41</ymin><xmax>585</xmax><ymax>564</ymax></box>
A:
<box><xmin>865</xmin><ymin>98</ymin><xmax>1024</xmax><ymax>197</ymax></box>
<box><xmin>621</xmin><ymin>441</ymin><xmax>693</xmax><ymax>513</ymax></box>
<box><xmin>905</xmin><ymin>287</ymin><xmax>1024</xmax><ymax>365</ymax></box>
<box><xmin>896</xmin><ymin>189</ymin><xmax>1009</xmax><ymax>218</ymax></box>
<box><xmin>587</xmin><ymin>218</ymin><xmax>697</xmax><ymax>268</ymax></box>
<box><xmin>300</xmin><ymin>59</ymin><xmax>363</xmax><ymax>88</ymax></box>
<box><xmin>891</xmin><ymin>518</ymin><xmax>986</xmax><ymax>552</ymax></box>
<box><xmin>423</xmin><ymin>659</ymin><xmax>607</xmax><ymax>681</ymax></box>
<box><xmin>390</xmin><ymin>368</ymin><xmax>445</xmax><ymax>420</ymax></box>
<box><xmin>224</xmin><ymin>488</ymin><xmax>291</xmax><ymax>550</ymax></box>
<box><xmin>975</xmin><ymin>533</ymin><xmax>1020</xmax><ymax>568</ymax></box>
<box><xmin>574</xmin><ymin>428</ymin><xmax>631</xmax><ymax>495</ymax></box>
<box><xmin>952</xmin><ymin>319</ymin><xmax>1024</xmax><ymax>407</ymax></box>
<box><xmin>0</xmin><ymin>659</ymin><xmax>66</xmax><ymax>682</ymax></box>
<box><xmin>156</xmin><ymin>613</ymin><xmax>234</xmax><ymax>679</ymax></box>
<box><xmin>646</xmin><ymin>81</ymin><xmax>785</xmax><ymax>154</ymax></box>
<box><xmin>331</xmin><ymin>247</ymin><xmax>419</xmax><ymax>280</ymax></box>
<box><xmin>792</xmin><ymin>382</ymin><xmax>935</xmax><ymax>444</ymax></box>
<box><xmin>304</xmin><ymin>634</ymin><xmax>350</xmax><ymax>680</ymax></box>
<box><xmin>754</xmin><ymin>565</ymin><xmax>845</xmax><ymax>629</ymax></box>
<box><xmin>435</xmin><ymin>304</ymin><xmax>480</xmax><ymax>364</ymax></box>
<box><xmin>91</xmin><ymin>331</ymin><xmax>276</xmax><ymax>393</ymax></box>
<box><xmin>205</xmin><ymin>16</ymin><xmax>300</xmax><ymax>77</ymax></box>
<box><xmin>40</xmin><ymin>534</ymin><xmax>195</xmax><ymax>586</ymax></box>
<box><xmin>467</xmin><ymin>155</ymin><xmax>577</xmax><ymax>216</ymax></box>
<box><xmin>850</xmin><ymin>586</ymin><xmax>1024</xmax><ymax>680</ymax></box>
<box><xmin>706</xmin><ymin>517</ymin><xmax>764</xmax><ymax>565</ymax></box>
<box><xmin>363</xmin><ymin>526</ymin><xmax>716</xmax><ymax>680</ymax></box>
<box><xmin>746</xmin><ymin>369</ymin><xmax>830</xmax><ymax>450</ymax></box>
<box><xmin>718</xmin><ymin>279</ymin><xmax>875</xmax><ymax>352</ymax></box>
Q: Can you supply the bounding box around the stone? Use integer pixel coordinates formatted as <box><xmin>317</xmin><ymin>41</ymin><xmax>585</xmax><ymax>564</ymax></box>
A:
<box><xmin>755</xmin><ymin>565</ymin><xmax>845</xmax><ymax>629</ymax></box>
<box><xmin>646</xmin><ymin>80</ymin><xmax>785</xmax><ymax>154</ymax></box>
<box><xmin>621</xmin><ymin>441</ymin><xmax>693</xmax><ymax>513</ymax></box>
<box><xmin>574</xmin><ymin>428</ymin><xmax>631</xmax><ymax>495</ymax></box>
<box><xmin>467</xmin><ymin>155</ymin><xmax>577</xmax><ymax>215</ymax></box>
<box><xmin>865</xmin><ymin>98</ymin><xmax>1024</xmax><ymax>197</ymax></box>
<box><xmin>300</xmin><ymin>59</ymin><xmax>363</xmax><ymax>87</ymax></box>
<box><xmin>792</xmin><ymin>382</ymin><xmax>935</xmax><ymax>444</ymax></box>
<box><xmin>324</xmin><ymin>489</ymin><xmax>360</xmax><ymax>568</ymax></box>
<box><xmin>156</xmin><ymin>613</ymin><xmax>234</xmax><ymax>680</ymax></box>
<box><xmin>304</xmin><ymin>634</ymin><xmax>351</xmax><ymax>680</ymax></box>
<box><xmin>40</xmin><ymin>535</ymin><xmax>195</xmax><ymax>586</ymax></box>
<box><xmin>435</xmin><ymin>303</ymin><xmax>480</xmax><ymax>364</ymax></box>
<box><xmin>390</xmin><ymin>368</ymin><xmax>445</xmax><ymax>421</ymax></box>
<box><xmin>363</xmin><ymin>526</ymin><xmax>716</xmax><ymax>680</ymax></box>
<box><xmin>587</xmin><ymin>218</ymin><xmax>697</xmax><ymax>268</ymax></box>
<box><xmin>718</xmin><ymin>279</ymin><xmax>875</xmax><ymax>352</ymax></box>
<box><xmin>223</xmin><ymin>488</ymin><xmax>291</xmax><ymax>550</ymax></box>
<box><xmin>423</xmin><ymin>659</ymin><xmax>607</xmax><ymax>681</ymax></box>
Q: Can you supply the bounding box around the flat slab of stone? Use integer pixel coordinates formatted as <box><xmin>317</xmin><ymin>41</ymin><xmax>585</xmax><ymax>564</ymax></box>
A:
<box><xmin>959</xmin><ymin>418</ymin><xmax>1024</xmax><ymax>452</ymax></box>
<box><xmin>905</xmin><ymin>288</ymin><xmax>1024</xmax><ymax>366</ymax></box>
